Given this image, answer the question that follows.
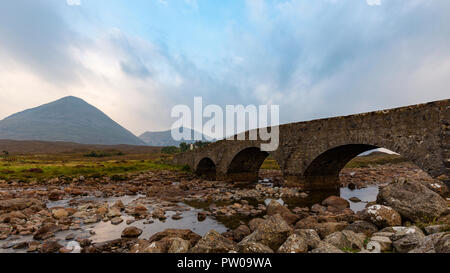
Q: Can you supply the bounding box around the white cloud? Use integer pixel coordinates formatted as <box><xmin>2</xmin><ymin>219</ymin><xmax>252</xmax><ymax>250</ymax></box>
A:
<box><xmin>366</xmin><ymin>0</ymin><xmax>381</xmax><ymax>6</ymax></box>
<box><xmin>66</xmin><ymin>0</ymin><xmax>81</xmax><ymax>6</ymax></box>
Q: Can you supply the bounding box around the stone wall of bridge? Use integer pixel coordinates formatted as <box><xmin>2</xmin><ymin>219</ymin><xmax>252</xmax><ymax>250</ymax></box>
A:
<box><xmin>173</xmin><ymin>99</ymin><xmax>449</xmax><ymax>190</ymax></box>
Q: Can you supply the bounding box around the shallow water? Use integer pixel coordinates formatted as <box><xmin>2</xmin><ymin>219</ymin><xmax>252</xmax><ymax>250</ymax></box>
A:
<box><xmin>340</xmin><ymin>186</ymin><xmax>379</xmax><ymax>212</ymax></box>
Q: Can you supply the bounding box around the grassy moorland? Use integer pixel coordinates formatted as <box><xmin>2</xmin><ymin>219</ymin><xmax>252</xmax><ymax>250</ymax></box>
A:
<box><xmin>0</xmin><ymin>150</ymin><xmax>183</xmax><ymax>182</ymax></box>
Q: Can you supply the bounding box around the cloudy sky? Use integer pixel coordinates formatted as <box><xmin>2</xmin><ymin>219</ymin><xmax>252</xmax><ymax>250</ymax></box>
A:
<box><xmin>0</xmin><ymin>0</ymin><xmax>449</xmax><ymax>136</ymax></box>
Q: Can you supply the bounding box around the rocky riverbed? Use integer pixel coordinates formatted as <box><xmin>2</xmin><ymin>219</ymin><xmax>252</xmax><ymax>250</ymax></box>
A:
<box><xmin>0</xmin><ymin>163</ymin><xmax>448</xmax><ymax>253</ymax></box>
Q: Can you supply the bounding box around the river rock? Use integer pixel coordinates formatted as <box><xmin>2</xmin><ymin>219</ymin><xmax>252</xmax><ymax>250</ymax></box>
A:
<box><xmin>370</xmin><ymin>236</ymin><xmax>392</xmax><ymax>251</ymax></box>
<box><xmin>52</xmin><ymin>208</ymin><xmax>68</xmax><ymax>219</ymax></box>
<box><xmin>310</xmin><ymin>242</ymin><xmax>344</xmax><ymax>253</ymax></box>
<box><xmin>277</xmin><ymin>234</ymin><xmax>308</xmax><ymax>253</ymax></box>
<box><xmin>377</xmin><ymin>179</ymin><xmax>447</xmax><ymax>223</ymax></box>
<box><xmin>233</xmin><ymin>225</ymin><xmax>251</xmax><ymax>242</ymax></box>
<box><xmin>323</xmin><ymin>230</ymin><xmax>365</xmax><ymax>250</ymax></box>
<box><xmin>40</xmin><ymin>240</ymin><xmax>63</xmax><ymax>253</ymax></box>
<box><xmin>294</xmin><ymin>229</ymin><xmax>321</xmax><ymax>250</ymax></box>
<box><xmin>266</xmin><ymin>200</ymin><xmax>299</xmax><ymax>225</ymax></box>
<box><xmin>248</xmin><ymin>218</ymin><xmax>265</xmax><ymax>232</ymax></box>
<box><xmin>322</xmin><ymin>196</ymin><xmax>350</xmax><ymax>212</ymax></box>
<box><xmin>0</xmin><ymin>198</ymin><xmax>44</xmax><ymax>212</ymax></box>
<box><xmin>149</xmin><ymin>229</ymin><xmax>201</xmax><ymax>248</ymax></box>
<box><xmin>240</xmin><ymin>214</ymin><xmax>293</xmax><ymax>251</ymax></box>
<box><xmin>424</xmin><ymin>225</ymin><xmax>448</xmax><ymax>235</ymax></box>
<box><xmin>409</xmin><ymin>232</ymin><xmax>448</xmax><ymax>253</ymax></box>
<box><xmin>237</xmin><ymin>241</ymin><xmax>274</xmax><ymax>253</ymax></box>
<box><xmin>345</xmin><ymin>220</ymin><xmax>379</xmax><ymax>236</ymax></box>
<box><xmin>189</xmin><ymin>230</ymin><xmax>238</xmax><ymax>253</ymax></box>
<box><xmin>360</xmin><ymin>205</ymin><xmax>402</xmax><ymax>228</ymax></box>
<box><xmin>393</xmin><ymin>233</ymin><xmax>425</xmax><ymax>253</ymax></box>
<box><xmin>121</xmin><ymin>226</ymin><xmax>142</xmax><ymax>238</ymax></box>
<box><xmin>111</xmin><ymin>217</ymin><xmax>123</xmax><ymax>225</ymax></box>
<box><xmin>167</xmin><ymin>238</ymin><xmax>190</xmax><ymax>253</ymax></box>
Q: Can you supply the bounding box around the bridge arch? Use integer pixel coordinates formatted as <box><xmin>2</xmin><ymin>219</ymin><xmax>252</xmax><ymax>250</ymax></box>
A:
<box><xmin>225</xmin><ymin>146</ymin><xmax>284</xmax><ymax>183</ymax></box>
<box><xmin>195</xmin><ymin>157</ymin><xmax>217</xmax><ymax>180</ymax></box>
<box><xmin>301</xmin><ymin>141</ymin><xmax>437</xmax><ymax>190</ymax></box>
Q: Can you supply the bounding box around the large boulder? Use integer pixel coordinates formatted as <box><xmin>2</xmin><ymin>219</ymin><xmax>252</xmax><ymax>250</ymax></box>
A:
<box><xmin>294</xmin><ymin>229</ymin><xmax>322</xmax><ymax>250</ymax></box>
<box><xmin>393</xmin><ymin>233</ymin><xmax>425</xmax><ymax>253</ymax></box>
<box><xmin>277</xmin><ymin>234</ymin><xmax>308</xmax><ymax>253</ymax></box>
<box><xmin>266</xmin><ymin>200</ymin><xmax>299</xmax><ymax>225</ymax></box>
<box><xmin>121</xmin><ymin>226</ymin><xmax>142</xmax><ymax>238</ymax></box>
<box><xmin>149</xmin><ymin>229</ymin><xmax>201</xmax><ymax>248</ymax></box>
<box><xmin>345</xmin><ymin>220</ymin><xmax>379</xmax><ymax>237</ymax></box>
<box><xmin>189</xmin><ymin>230</ymin><xmax>238</xmax><ymax>253</ymax></box>
<box><xmin>322</xmin><ymin>196</ymin><xmax>350</xmax><ymax>213</ymax></box>
<box><xmin>240</xmin><ymin>214</ymin><xmax>293</xmax><ymax>251</ymax></box>
<box><xmin>377</xmin><ymin>179</ymin><xmax>447</xmax><ymax>223</ymax></box>
<box><xmin>233</xmin><ymin>225</ymin><xmax>251</xmax><ymax>242</ymax></box>
<box><xmin>409</xmin><ymin>232</ymin><xmax>449</xmax><ymax>253</ymax></box>
<box><xmin>323</xmin><ymin>230</ymin><xmax>365</xmax><ymax>250</ymax></box>
<box><xmin>360</xmin><ymin>205</ymin><xmax>402</xmax><ymax>228</ymax></box>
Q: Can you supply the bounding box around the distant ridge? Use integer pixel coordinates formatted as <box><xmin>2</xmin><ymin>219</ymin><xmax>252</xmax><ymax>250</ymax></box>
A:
<box><xmin>139</xmin><ymin>127</ymin><xmax>213</xmax><ymax>147</ymax></box>
<box><xmin>0</xmin><ymin>96</ymin><xmax>146</xmax><ymax>145</ymax></box>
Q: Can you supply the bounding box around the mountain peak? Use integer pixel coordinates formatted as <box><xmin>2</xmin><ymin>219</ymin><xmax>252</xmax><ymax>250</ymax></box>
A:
<box><xmin>0</xmin><ymin>97</ymin><xmax>146</xmax><ymax>146</ymax></box>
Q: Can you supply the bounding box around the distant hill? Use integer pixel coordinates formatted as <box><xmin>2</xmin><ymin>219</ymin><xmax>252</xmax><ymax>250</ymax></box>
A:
<box><xmin>0</xmin><ymin>96</ymin><xmax>146</xmax><ymax>145</ymax></box>
<box><xmin>139</xmin><ymin>128</ymin><xmax>214</xmax><ymax>147</ymax></box>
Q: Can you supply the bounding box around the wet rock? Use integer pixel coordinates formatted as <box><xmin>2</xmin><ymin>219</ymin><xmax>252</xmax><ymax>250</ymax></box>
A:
<box><xmin>277</xmin><ymin>234</ymin><xmax>308</xmax><ymax>253</ymax></box>
<box><xmin>133</xmin><ymin>204</ymin><xmax>148</xmax><ymax>216</ymax></box>
<box><xmin>107</xmin><ymin>207</ymin><xmax>122</xmax><ymax>218</ymax></box>
<box><xmin>345</xmin><ymin>220</ymin><xmax>378</xmax><ymax>237</ymax></box>
<box><xmin>322</xmin><ymin>196</ymin><xmax>350</xmax><ymax>212</ymax></box>
<box><xmin>33</xmin><ymin>223</ymin><xmax>60</xmax><ymax>240</ymax></box>
<box><xmin>197</xmin><ymin>211</ymin><xmax>207</xmax><ymax>222</ymax></box>
<box><xmin>360</xmin><ymin>205</ymin><xmax>402</xmax><ymax>228</ymax></box>
<box><xmin>167</xmin><ymin>238</ymin><xmax>190</xmax><ymax>253</ymax></box>
<box><xmin>248</xmin><ymin>218</ymin><xmax>265</xmax><ymax>232</ymax></box>
<box><xmin>0</xmin><ymin>198</ymin><xmax>44</xmax><ymax>212</ymax></box>
<box><xmin>149</xmin><ymin>229</ymin><xmax>201</xmax><ymax>248</ymax></box>
<box><xmin>40</xmin><ymin>240</ymin><xmax>63</xmax><ymax>253</ymax></box>
<box><xmin>121</xmin><ymin>226</ymin><xmax>143</xmax><ymax>238</ymax></box>
<box><xmin>349</xmin><ymin>197</ymin><xmax>362</xmax><ymax>203</ymax></box>
<box><xmin>237</xmin><ymin>241</ymin><xmax>274</xmax><ymax>253</ymax></box>
<box><xmin>377</xmin><ymin>179</ymin><xmax>447</xmax><ymax>223</ymax></box>
<box><xmin>240</xmin><ymin>214</ymin><xmax>293</xmax><ymax>251</ymax></box>
<box><xmin>111</xmin><ymin>217</ymin><xmax>124</xmax><ymax>225</ymax></box>
<box><xmin>266</xmin><ymin>200</ymin><xmax>299</xmax><ymax>225</ymax></box>
<box><xmin>294</xmin><ymin>229</ymin><xmax>321</xmax><ymax>250</ymax></box>
<box><xmin>27</xmin><ymin>241</ymin><xmax>40</xmax><ymax>252</ymax></box>
<box><xmin>112</xmin><ymin>200</ymin><xmax>125</xmax><ymax>210</ymax></box>
<box><xmin>310</xmin><ymin>242</ymin><xmax>344</xmax><ymax>253</ymax></box>
<box><xmin>324</xmin><ymin>230</ymin><xmax>365</xmax><ymax>250</ymax></box>
<box><xmin>152</xmin><ymin>208</ymin><xmax>166</xmax><ymax>220</ymax></box>
<box><xmin>52</xmin><ymin>208</ymin><xmax>68</xmax><ymax>219</ymax></box>
<box><xmin>233</xmin><ymin>225</ymin><xmax>251</xmax><ymax>242</ymax></box>
<box><xmin>48</xmin><ymin>190</ymin><xmax>64</xmax><ymax>201</ymax></box>
<box><xmin>311</xmin><ymin>204</ymin><xmax>327</xmax><ymax>213</ymax></box>
<box><xmin>189</xmin><ymin>230</ymin><xmax>238</xmax><ymax>253</ymax></box>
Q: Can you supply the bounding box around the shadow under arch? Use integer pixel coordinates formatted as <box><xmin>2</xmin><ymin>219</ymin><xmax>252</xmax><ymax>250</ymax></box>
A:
<box><xmin>227</xmin><ymin>147</ymin><xmax>275</xmax><ymax>183</ymax></box>
<box><xmin>196</xmin><ymin>157</ymin><xmax>216</xmax><ymax>180</ymax></box>
<box><xmin>303</xmin><ymin>144</ymin><xmax>382</xmax><ymax>190</ymax></box>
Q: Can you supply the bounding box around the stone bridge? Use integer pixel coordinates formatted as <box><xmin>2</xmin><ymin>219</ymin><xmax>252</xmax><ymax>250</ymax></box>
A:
<box><xmin>173</xmin><ymin>99</ymin><xmax>449</xmax><ymax>191</ymax></box>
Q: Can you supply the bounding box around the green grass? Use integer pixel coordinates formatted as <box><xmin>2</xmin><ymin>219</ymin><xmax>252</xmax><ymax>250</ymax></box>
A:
<box><xmin>0</xmin><ymin>153</ymin><xmax>184</xmax><ymax>182</ymax></box>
